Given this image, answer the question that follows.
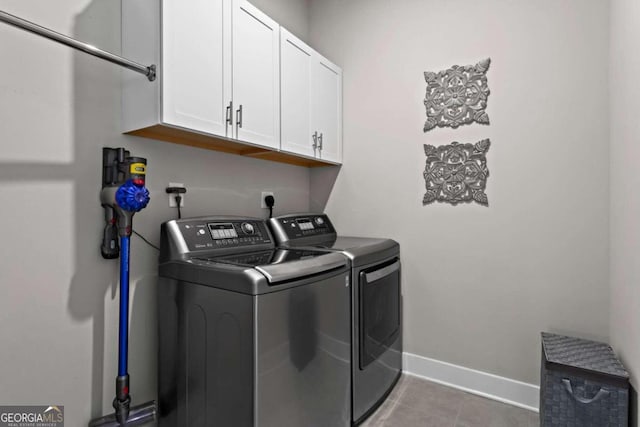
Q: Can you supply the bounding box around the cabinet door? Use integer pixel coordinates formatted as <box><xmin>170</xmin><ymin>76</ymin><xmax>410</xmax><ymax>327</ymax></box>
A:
<box><xmin>162</xmin><ymin>0</ymin><xmax>232</xmax><ymax>137</ymax></box>
<box><xmin>280</xmin><ymin>28</ymin><xmax>315</xmax><ymax>158</ymax></box>
<box><xmin>232</xmin><ymin>0</ymin><xmax>280</xmax><ymax>149</ymax></box>
<box><xmin>311</xmin><ymin>55</ymin><xmax>342</xmax><ymax>163</ymax></box>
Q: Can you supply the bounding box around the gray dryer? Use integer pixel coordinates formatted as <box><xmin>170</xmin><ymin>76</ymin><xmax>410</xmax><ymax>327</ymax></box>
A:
<box><xmin>269</xmin><ymin>214</ymin><xmax>402</xmax><ymax>425</ymax></box>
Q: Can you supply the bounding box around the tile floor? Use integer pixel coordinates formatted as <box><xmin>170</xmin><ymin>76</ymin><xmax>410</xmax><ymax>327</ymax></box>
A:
<box><xmin>360</xmin><ymin>375</ymin><xmax>539</xmax><ymax>427</ymax></box>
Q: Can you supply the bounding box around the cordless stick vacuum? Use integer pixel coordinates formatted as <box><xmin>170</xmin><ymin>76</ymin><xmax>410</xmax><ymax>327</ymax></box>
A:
<box><xmin>90</xmin><ymin>148</ymin><xmax>156</xmax><ymax>427</ymax></box>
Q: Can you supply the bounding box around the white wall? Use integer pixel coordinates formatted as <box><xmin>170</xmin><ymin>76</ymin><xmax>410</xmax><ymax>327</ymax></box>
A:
<box><xmin>250</xmin><ymin>0</ymin><xmax>309</xmax><ymax>42</ymax></box>
<box><xmin>0</xmin><ymin>0</ymin><xmax>310</xmax><ymax>425</ymax></box>
<box><xmin>610</xmin><ymin>0</ymin><xmax>640</xmax><ymax>423</ymax></box>
<box><xmin>309</xmin><ymin>0</ymin><xmax>610</xmax><ymax>385</ymax></box>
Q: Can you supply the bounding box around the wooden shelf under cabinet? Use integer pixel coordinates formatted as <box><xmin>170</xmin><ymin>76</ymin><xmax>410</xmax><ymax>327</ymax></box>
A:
<box><xmin>126</xmin><ymin>125</ymin><xmax>336</xmax><ymax>168</ymax></box>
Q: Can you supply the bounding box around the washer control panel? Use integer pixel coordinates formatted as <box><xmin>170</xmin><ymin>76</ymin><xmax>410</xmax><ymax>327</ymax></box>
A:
<box><xmin>177</xmin><ymin>218</ymin><xmax>272</xmax><ymax>251</ymax></box>
<box><xmin>270</xmin><ymin>214</ymin><xmax>336</xmax><ymax>241</ymax></box>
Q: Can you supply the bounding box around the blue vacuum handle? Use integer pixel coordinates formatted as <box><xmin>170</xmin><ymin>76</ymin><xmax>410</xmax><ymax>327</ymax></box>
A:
<box><xmin>113</xmin><ymin>235</ymin><xmax>132</xmax><ymax>424</ymax></box>
<box><xmin>118</xmin><ymin>235</ymin><xmax>130</xmax><ymax>377</ymax></box>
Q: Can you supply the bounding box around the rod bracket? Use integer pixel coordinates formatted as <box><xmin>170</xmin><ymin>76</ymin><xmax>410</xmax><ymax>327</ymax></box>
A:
<box><xmin>147</xmin><ymin>64</ymin><xmax>156</xmax><ymax>82</ymax></box>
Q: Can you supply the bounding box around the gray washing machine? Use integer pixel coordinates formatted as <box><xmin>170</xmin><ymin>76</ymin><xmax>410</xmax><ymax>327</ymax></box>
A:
<box><xmin>158</xmin><ymin>216</ymin><xmax>351</xmax><ymax>427</ymax></box>
<box><xmin>268</xmin><ymin>214</ymin><xmax>402</xmax><ymax>425</ymax></box>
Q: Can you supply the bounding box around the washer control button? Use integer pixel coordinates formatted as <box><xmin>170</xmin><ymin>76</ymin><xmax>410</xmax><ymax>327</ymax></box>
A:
<box><xmin>241</xmin><ymin>222</ymin><xmax>255</xmax><ymax>235</ymax></box>
<box><xmin>314</xmin><ymin>217</ymin><xmax>325</xmax><ymax>226</ymax></box>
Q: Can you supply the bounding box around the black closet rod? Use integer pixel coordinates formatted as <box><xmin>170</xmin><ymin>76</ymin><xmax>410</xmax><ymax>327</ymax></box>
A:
<box><xmin>0</xmin><ymin>10</ymin><xmax>156</xmax><ymax>81</ymax></box>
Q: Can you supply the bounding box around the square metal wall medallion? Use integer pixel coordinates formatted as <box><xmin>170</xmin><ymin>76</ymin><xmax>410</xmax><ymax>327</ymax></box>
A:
<box><xmin>423</xmin><ymin>139</ymin><xmax>491</xmax><ymax>206</ymax></box>
<box><xmin>424</xmin><ymin>58</ymin><xmax>491</xmax><ymax>132</ymax></box>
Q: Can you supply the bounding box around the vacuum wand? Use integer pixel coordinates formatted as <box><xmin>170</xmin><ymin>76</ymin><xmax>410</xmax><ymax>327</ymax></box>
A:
<box><xmin>92</xmin><ymin>148</ymin><xmax>154</xmax><ymax>427</ymax></box>
<box><xmin>116</xmin><ymin>235</ymin><xmax>131</xmax><ymax>422</ymax></box>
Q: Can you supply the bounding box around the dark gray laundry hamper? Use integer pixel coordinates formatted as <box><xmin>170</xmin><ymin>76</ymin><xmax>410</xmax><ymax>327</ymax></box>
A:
<box><xmin>540</xmin><ymin>332</ymin><xmax>630</xmax><ymax>427</ymax></box>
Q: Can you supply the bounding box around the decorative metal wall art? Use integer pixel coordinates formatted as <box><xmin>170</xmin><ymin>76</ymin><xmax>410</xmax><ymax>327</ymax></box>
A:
<box><xmin>423</xmin><ymin>139</ymin><xmax>491</xmax><ymax>206</ymax></box>
<box><xmin>423</xmin><ymin>58</ymin><xmax>491</xmax><ymax>132</ymax></box>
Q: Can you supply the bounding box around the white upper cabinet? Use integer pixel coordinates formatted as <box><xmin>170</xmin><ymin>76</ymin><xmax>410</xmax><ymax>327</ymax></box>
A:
<box><xmin>122</xmin><ymin>0</ymin><xmax>341</xmax><ymax>166</ymax></box>
<box><xmin>311</xmin><ymin>56</ymin><xmax>342</xmax><ymax>163</ymax></box>
<box><xmin>280</xmin><ymin>29</ymin><xmax>343</xmax><ymax>163</ymax></box>
<box><xmin>232</xmin><ymin>0</ymin><xmax>280</xmax><ymax>149</ymax></box>
<box><xmin>162</xmin><ymin>0</ymin><xmax>232</xmax><ymax>137</ymax></box>
<box><xmin>280</xmin><ymin>28</ymin><xmax>315</xmax><ymax>158</ymax></box>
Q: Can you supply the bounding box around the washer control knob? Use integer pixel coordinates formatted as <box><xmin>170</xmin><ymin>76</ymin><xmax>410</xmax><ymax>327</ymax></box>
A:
<box><xmin>241</xmin><ymin>222</ymin><xmax>255</xmax><ymax>235</ymax></box>
<box><xmin>314</xmin><ymin>217</ymin><xmax>325</xmax><ymax>226</ymax></box>
<box><xmin>198</xmin><ymin>229</ymin><xmax>206</xmax><ymax>236</ymax></box>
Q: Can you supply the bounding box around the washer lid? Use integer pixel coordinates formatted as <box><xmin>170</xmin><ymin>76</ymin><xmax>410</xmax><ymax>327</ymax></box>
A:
<box><xmin>195</xmin><ymin>249</ymin><xmax>347</xmax><ymax>284</ymax></box>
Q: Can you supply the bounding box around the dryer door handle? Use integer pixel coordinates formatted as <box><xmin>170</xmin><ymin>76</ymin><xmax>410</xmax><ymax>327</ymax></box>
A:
<box><xmin>365</xmin><ymin>260</ymin><xmax>400</xmax><ymax>283</ymax></box>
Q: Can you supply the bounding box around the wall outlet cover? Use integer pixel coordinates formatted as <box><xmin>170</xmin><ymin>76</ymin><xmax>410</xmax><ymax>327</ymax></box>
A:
<box><xmin>168</xmin><ymin>182</ymin><xmax>185</xmax><ymax>207</ymax></box>
<box><xmin>261</xmin><ymin>191</ymin><xmax>274</xmax><ymax>208</ymax></box>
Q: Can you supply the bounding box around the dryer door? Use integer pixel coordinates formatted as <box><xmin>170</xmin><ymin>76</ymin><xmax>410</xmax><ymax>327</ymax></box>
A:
<box><xmin>359</xmin><ymin>258</ymin><xmax>401</xmax><ymax>369</ymax></box>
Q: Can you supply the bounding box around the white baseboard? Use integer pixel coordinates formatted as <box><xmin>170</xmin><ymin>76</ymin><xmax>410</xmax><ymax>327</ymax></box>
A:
<box><xmin>403</xmin><ymin>352</ymin><xmax>540</xmax><ymax>412</ymax></box>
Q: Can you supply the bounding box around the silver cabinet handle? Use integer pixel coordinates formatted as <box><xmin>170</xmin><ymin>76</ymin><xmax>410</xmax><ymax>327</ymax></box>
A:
<box><xmin>225</xmin><ymin>101</ymin><xmax>233</xmax><ymax>129</ymax></box>
<box><xmin>236</xmin><ymin>104</ymin><xmax>243</xmax><ymax>130</ymax></box>
<box><xmin>318</xmin><ymin>133</ymin><xmax>323</xmax><ymax>157</ymax></box>
<box><xmin>312</xmin><ymin>131</ymin><xmax>318</xmax><ymax>153</ymax></box>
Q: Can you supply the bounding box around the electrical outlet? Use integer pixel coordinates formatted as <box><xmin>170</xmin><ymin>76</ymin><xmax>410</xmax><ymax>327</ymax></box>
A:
<box><xmin>261</xmin><ymin>191</ymin><xmax>274</xmax><ymax>208</ymax></box>
<box><xmin>168</xmin><ymin>182</ymin><xmax>185</xmax><ymax>207</ymax></box>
